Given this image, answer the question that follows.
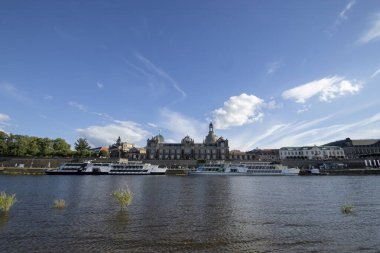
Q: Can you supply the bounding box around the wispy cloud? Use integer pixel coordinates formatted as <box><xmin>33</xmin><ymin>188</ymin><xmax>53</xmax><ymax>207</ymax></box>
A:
<box><xmin>338</xmin><ymin>0</ymin><xmax>356</xmax><ymax>20</ymax></box>
<box><xmin>68</xmin><ymin>101</ymin><xmax>87</xmax><ymax>112</ymax></box>
<box><xmin>158</xmin><ymin>108</ymin><xmax>205</xmax><ymax>142</ymax></box>
<box><xmin>371</xmin><ymin>67</ymin><xmax>380</xmax><ymax>78</ymax></box>
<box><xmin>266</xmin><ymin>61</ymin><xmax>281</xmax><ymax>75</ymax></box>
<box><xmin>96</xmin><ymin>81</ymin><xmax>104</xmax><ymax>89</ymax></box>
<box><xmin>77</xmin><ymin>120</ymin><xmax>150</xmax><ymax>147</ymax></box>
<box><xmin>135</xmin><ymin>53</ymin><xmax>187</xmax><ymax>99</ymax></box>
<box><xmin>91</xmin><ymin>112</ymin><xmax>113</xmax><ymax>121</ymax></box>
<box><xmin>327</xmin><ymin>0</ymin><xmax>356</xmax><ymax>36</ymax></box>
<box><xmin>251</xmin><ymin>113</ymin><xmax>380</xmax><ymax>149</ymax></box>
<box><xmin>44</xmin><ymin>95</ymin><xmax>53</xmax><ymax>100</ymax></box>
<box><xmin>0</xmin><ymin>82</ymin><xmax>29</xmax><ymax>102</ymax></box>
<box><xmin>358</xmin><ymin>12</ymin><xmax>380</xmax><ymax>44</ymax></box>
<box><xmin>0</xmin><ymin>113</ymin><xmax>10</xmax><ymax>122</ymax></box>
<box><xmin>212</xmin><ymin>93</ymin><xmax>264</xmax><ymax>129</ymax></box>
<box><xmin>282</xmin><ymin>76</ymin><xmax>362</xmax><ymax>103</ymax></box>
<box><xmin>0</xmin><ymin>113</ymin><xmax>11</xmax><ymax>132</ymax></box>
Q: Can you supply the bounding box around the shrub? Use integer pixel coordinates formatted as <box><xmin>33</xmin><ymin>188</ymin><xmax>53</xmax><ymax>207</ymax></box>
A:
<box><xmin>53</xmin><ymin>199</ymin><xmax>66</xmax><ymax>209</ymax></box>
<box><xmin>341</xmin><ymin>204</ymin><xmax>354</xmax><ymax>214</ymax></box>
<box><xmin>111</xmin><ymin>187</ymin><xmax>133</xmax><ymax>211</ymax></box>
<box><xmin>0</xmin><ymin>191</ymin><xmax>16</xmax><ymax>212</ymax></box>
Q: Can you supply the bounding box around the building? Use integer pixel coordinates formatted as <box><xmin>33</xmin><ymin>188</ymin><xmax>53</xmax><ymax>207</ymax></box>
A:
<box><xmin>279</xmin><ymin>146</ymin><xmax>345</xmax><ymax>160</ymax></box>
<box><xmin>109</xmin><ymin>137</ymin><xmax>146</xmax><ymax>160</ymax></box>
<box><xmin>249</xmin><ymin>149</ymin><xmax>280</xmax><ymax>161</ymax></box>
<box><xmin>324</xmin><ymin>138</ymin><xmax>380</xmax><ymax>159</ymax></box>
<box><xmin>229</xmin><ymin>150</ymin><xmax>255</xmax><ymax>160</ymax></box>
<box><xmin>146</xmin><ymin>122</ymin><xmax>229</xmax><ymax>160</ymax></box>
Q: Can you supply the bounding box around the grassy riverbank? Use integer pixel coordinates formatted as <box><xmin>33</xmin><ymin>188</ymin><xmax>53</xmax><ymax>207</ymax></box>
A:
<box><xmin>0</xmin><ymin>167</ymin><xmax>47</xmax><ymax>175</ymax></box>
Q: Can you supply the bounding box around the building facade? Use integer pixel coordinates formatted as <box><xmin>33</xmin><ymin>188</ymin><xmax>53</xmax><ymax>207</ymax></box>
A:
<box><xmin>146</xmin><ymin>123</ymin><xmax>229</xmax><ymax>160</ymax></box>
<box><xmin>325</xmin><ymin>138</ymin><xmax>380</xmax><ymax>159</ymax></box>
<box><xmin>279</xmin><ymin>146</ymin><xmax>345</xmax><ymax>160</ymax></box>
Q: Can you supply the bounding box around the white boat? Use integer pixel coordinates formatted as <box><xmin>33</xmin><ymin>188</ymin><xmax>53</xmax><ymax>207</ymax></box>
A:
<box><xmin>46</xmin><ymin>161</ymin><xmax>166</xmax><ymax>175</ymax></box>
<box><xmin>108</xmin><ymin>161</ymin><xmax>167</xmax><ymax>175</ymax></box>
<box><xmin>189</xmin><ymin>161</ymin><xmax>299</xmax><ymax>176</ymax></box>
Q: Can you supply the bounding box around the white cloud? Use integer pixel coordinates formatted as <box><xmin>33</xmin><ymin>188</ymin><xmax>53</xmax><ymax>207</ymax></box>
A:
<box><xmin>68</xmin><ymin>101</ymin><xmax>87</xmax><ymax>112</ymax></box>
<box><xmin>135</xmin><ymin>53</ymin><xmax>187</xmax><ymax>99</ymax></box>
<box><xmin>267</xmin><ymin>61</ymin><xmax>281</xmax><ymax>75</ymax></box>
<box><xmin>148</xmin><ymin>122</ymin><xmax>158</xmax><ymax>128</ymax></box>
<box><xmin>44</xmin><ymin>95</ymin><xmax>53</xmax><ymax>100</ymax></box>
<box><xmin>97</xmin><ymin>82</ymin><xmax>104</xmax><ymax>89</ymax></box>
<box><xmin>158</xmin><ymin>108</ymin><xmax>206</xmax><ymax>142</ymax></box>
<box><xmin>76</xmin><ymin>120</ymin><xmax>150</xmax><ymax>147</ymax></box>
<box><xmin>212</xmin><ymin>93</ymin><xmax>264</xmax><ymax>129</ymax></box>
<box><xmin>0</xmin><ymin>113</ymin><xmax>10</xmax><ymax>132</ymax></box>
<box><xmin>327</xmin><ymin>0</ymin><xmax>356</xmax><ymax>36</ymax></box>
<box><xmin>282</xmin><ymin>76</ymin><xmax>362</xmax><ymax>103</ymax></box>
<box><xmin>0</xmin><ymin>113</ymin><xmax>10</xmax><ymax>122</ymax></box>
<box><xmin>338</xmin><ymin>0</ymin><xmax>356</xmax><ymax>20</ymax></box>
<box><xmin>371</xmin><ymin>67</ymin><xmax>380</xmax><ymax>78</ymax></box>
<box><xmin>358</xmin><ymin>13</ymin><xmax>380</xmax><ymax>44</ymax></box>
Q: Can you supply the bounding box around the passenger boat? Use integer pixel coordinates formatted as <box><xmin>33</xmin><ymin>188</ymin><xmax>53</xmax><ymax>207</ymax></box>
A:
<box><xmin>45</xmin><ymin>161</ymin><xmax>166</xmax><ymax>175</ymax></box>
<box><xmin>108</xmin><ymin>161</ymin><xmax>167</xmax><ymax>175</ymax></box>
<box><xmin>189</xmin><ymin>161</ymin><xmax>299</xmax><ymax>176</ymax></box>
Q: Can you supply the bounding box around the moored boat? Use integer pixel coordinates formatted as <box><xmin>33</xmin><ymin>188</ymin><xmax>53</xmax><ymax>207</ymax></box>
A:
<box><xmin>45</xmin><ymin>161</ymin><xmax>167</xmax><ymax>175</ymax></box>
<box><xmin>189</xmin><ymin>161</ymin><xmax>299</xmax><ymax>176</ymax></box>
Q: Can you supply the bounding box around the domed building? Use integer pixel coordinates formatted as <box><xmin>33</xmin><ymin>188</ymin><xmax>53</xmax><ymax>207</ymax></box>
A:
<box><xmin>146</xmin><ymin>122</ymin><xmax>229</xmax><ymax>160</ymax></box>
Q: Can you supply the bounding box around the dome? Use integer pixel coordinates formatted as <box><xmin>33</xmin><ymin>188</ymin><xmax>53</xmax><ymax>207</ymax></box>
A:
<box><xmin>181</xmin><ymin>135</ymin><xmax>194</xmax><ymax>145</ymax></box>
<box><xmin>205</xmin><ymin>132</ymin><xmax>218</xmax><ymax>144</ymax></box>
<box><xmin>155</xmin><ymin>134</ymin><xmax>165</xmax><ymax>143</ymax></box>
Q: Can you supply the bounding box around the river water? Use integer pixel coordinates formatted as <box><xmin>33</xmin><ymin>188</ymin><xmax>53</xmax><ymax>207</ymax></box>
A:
<box><xmin>0</xmin><ymin>175</ymin><xmax>380</xmax><ymax>252</ymax></box>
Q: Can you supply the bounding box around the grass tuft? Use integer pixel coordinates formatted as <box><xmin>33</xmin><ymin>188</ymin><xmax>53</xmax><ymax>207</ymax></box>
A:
<box><xmin>341</xmin><ymin>204</ymin><xmax>354</xmax><ymax>214</ymax></box>
<box><xmin>0</xmin><ymin>191</ymin><xmax>16</xmax><ymax>212</ymax></box>
<box><xmin>111</xmin><ymin>187</ymin><xmax>133</xmax><ymax>211</ymax></box>
<box><xmin>53</xmin><ymin>199</ymin><xmax>66</xmax><ymax>209</ymax></box>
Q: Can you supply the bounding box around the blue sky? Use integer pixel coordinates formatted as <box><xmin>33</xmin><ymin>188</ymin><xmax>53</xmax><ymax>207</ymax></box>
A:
<box><xmin>1</xmin><ymin>0</ymin><xmax>380</xmax><ymax>150</ymax></box>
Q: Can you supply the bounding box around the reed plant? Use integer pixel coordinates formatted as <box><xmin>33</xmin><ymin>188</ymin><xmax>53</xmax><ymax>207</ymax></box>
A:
<box><xmin>111</xmin><ymin>187</ymin><xmax>133</xmax><ymax>211</ymax></box>
<box><xmin>341</xmin><ymin>204</ymin><xmax>354</xmax><ymax>214</ymax></box>
<box><xmin>53</xmin><ymin>199</ymin><xmax>66</xmax><ymax>209</ymax></box>
<box><xmin>0</xmin><ymin>191</ymin><xmax>16</xmax><ymax>212</ymax></box>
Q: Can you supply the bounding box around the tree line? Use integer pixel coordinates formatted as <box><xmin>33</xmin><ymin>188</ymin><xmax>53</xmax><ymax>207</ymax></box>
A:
<box><xmin>0</xmin><ymin>131</ymin><xmax>105</xmax><ymax>158</ymax></box>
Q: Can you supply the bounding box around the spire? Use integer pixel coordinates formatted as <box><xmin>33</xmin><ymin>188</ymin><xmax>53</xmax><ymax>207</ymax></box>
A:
<box><xmin>209</xmin><ymin>122</ymin><xmax>214</xmax><ymax>133</ymax></box>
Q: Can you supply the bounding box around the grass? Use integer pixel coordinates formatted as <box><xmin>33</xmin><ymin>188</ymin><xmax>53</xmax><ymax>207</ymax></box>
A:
<box><xmin>0</xmin><ymin>191</ymin><xmax>16</xmax><ymax>212</ymax></box>
<box><xmin>111</xmin><ymin>187</ymin><xmax>133</xmax><ymax>211</ymax></box>
<box><xmin>53</xmin><ymin>199</ymin><xmax>66</xmax><ymax>209</ymax></box>
<box><xmin>341</xmin><ymin>204</ymin><xmax>354</xmax><ymax>214</ymax></box>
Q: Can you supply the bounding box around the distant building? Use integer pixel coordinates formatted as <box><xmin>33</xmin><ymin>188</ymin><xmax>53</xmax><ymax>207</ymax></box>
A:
<box><xmin>250</xmin><ymin>149</ymin><xmax>280</xmax><ymax>161</ymax></box>
<box><xmin>109</xmin><ymin>137</ymin><xmax>146</xmax><ymax>160</ymax></box>
<box><xmin>146</xmin><ymin>122</ymin><xmax>229</xmax><ymax>160</ymax></box>
<box><xmin>279</xmin><ymin>146</ymin><xmax>345</xmax><ymax>160</ymax></box>
<box><xmin>229</xmin><ymin>150</ymin><xmax>255</xmax><ymax>160</ymax></box>
<box><xmin>325</xmin><ymin>138</ymin><xmax>380</xmax><ymax>158</ymax></box>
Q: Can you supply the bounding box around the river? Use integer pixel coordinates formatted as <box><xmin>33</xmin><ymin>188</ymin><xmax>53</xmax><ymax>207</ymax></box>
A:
<box><xmin>1</xmin><ymin>175</ymin><xmax>380</xmax><ymax>252</ymax></box>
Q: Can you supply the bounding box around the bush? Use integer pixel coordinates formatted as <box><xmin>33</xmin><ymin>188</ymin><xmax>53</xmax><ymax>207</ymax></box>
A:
<box><xmin>111</xmin><ymin>187</ymin><xmax>133</xmax><ymax>211</ymax></box>
<box><xmin>341</xmin><ymin>204</ymin><xmax>354</xmax><ymax>214</ymax></box>
<box><xmin>0</xmin><ymin>191</ymin><xmax>16</xmax><ymax>212</ymax></box>
<box><xmin>53</xmin><ymin>199</ymin><xmax>66</xmax><ymax>209</ymax></box>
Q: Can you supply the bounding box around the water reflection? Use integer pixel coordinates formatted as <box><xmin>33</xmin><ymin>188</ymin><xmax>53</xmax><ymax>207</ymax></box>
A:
<box><xmin>1</xmin><ymin>175</ymin><xmax>380</xmax><ymax>252</ymax></box>
<box><xmin>0</xmin><ymin>212</ymin><xmax>9</xmax><ymax>226</ymax></box>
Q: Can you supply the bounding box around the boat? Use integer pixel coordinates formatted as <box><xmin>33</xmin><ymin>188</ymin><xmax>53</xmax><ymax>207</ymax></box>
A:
<box><xmin>189</xmin><ymin>161</ymin><xmax>299</xmax><ymax>176</ymax></box>
<box><xmin>45</xmin><ymin>161</ymin><xmax>167</xmax><ymax>175</ymax></box>
<box><xmin>108</xmin><ymin>161</ymin><xmax>167</xmax><ymax>175</ymax></box>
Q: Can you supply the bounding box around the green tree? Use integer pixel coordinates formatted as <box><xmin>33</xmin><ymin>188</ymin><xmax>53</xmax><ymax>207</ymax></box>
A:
<box><xmin>53</xmin><ymin>138</ymin><xmax>71</xmax><ymax>157</ymax></box>
<box><xmin>38</xmin><ymin>138</ymin><xmax>53</xmax><ymax>157</ymax></box>
<box><xmin>27</xmin><ymin>137</ymin><xmax>40</xmax><ymax>156</ymax></box>
<box><xmin>0</xmin><ymin>131</ymin><xmax>8</xmax><ymax>155</ymax></box>
<box><xmin>74</xmin><ymin>138</ymin><xmax>91</xmax><ymax>157</ymax></box>
<box><xmin>99</xmin><ymin>149</ymin><xmax>110</xmax><ymax>158</ymax></box>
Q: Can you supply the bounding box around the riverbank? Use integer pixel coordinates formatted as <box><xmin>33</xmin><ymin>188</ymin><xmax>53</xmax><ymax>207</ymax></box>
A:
<box><xmin>0</xmin><ymin>167</ymin><xmax>47</xmax><ymax>175</ymax></box>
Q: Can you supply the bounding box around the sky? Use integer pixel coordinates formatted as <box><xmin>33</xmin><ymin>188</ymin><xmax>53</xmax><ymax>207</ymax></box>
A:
<box><xmin>1</xmin><ymin>0</ymin><xmax>380</xmax><ymax>151</ymax></box>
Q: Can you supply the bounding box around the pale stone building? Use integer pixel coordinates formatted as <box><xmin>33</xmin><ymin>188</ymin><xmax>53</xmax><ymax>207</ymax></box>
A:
<box><xmin>279</xmin><ymin>146</ymin><xmax>345</xmax><ymax>160</ymax></box>
<box><xmin>146</xmin><ymin>123</ymin><xmax>229</xmax><ymax>160</ymax></box>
